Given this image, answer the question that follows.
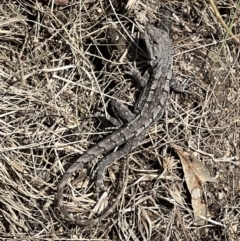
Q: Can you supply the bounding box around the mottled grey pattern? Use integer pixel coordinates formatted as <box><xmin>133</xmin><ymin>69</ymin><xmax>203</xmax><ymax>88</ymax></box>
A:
<box><xmin>57</xmin><ymin>24</ymin><xmax>184</xmax><ymax>225</ymax></box>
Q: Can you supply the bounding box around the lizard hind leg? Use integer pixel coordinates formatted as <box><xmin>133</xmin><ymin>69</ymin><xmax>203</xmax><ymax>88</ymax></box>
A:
<box><xmin>130</xmin><ymin>67</ymin><xmax>149</xmax><ymax>87</ymax></box>
<box><xmin>109</xmin><ymin>98</ymin><xmax>136</xmax><ymax>125</ymax></box>
<box><xmin>94</xmin><ymin>145</ymin><xmax>131</xmax><ymax>195</ymax></box>
<box><xmin>93</xmin><ymin>137</ymin><xmax>135</xmax><ymax>199</ymax></box>
<box><xmin>100</xmin><ymin>98</ymin><xmax>136</xmax><ymax>131</ymax></box>
<box><xmin>87</xmin><ymin>97</ymin><xmax>136</xmax><ymax>130</ymax></box>
<box><xmin>94</xmin><ymin>128</ymin><xmax>148</xmax><ymax>197</ymax></box>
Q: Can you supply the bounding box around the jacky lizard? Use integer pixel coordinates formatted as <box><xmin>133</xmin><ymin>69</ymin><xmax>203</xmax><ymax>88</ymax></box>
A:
<box><xmin>58</xmin><ymin>23</ymin><xmax>186</xmax><ymax>225</ymax></box>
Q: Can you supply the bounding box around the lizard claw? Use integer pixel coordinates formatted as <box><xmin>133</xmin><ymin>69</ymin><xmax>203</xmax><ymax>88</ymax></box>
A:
<box><xmin>125</xmin><ymin>61</ymin><xmax>137</xmax><ymax>75</ymax></box>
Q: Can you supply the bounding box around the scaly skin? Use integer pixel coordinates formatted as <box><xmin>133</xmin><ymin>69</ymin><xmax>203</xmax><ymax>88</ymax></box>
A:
<box><xmin>57</xmin><ymin>24</ymin><xmax>173</xmax><ymax>225</ymax></box>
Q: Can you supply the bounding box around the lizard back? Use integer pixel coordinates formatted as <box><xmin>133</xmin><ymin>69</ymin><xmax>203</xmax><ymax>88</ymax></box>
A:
<box><xmin>58</xmin><ymin>24</ymin><xmax>173</xmax><ymax>225</ymax></box>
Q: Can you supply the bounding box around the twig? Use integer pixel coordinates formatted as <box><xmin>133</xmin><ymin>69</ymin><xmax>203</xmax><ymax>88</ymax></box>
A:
<box><xmin>208</xmin><ymin>0</ymin><xmax>239</xmax><ymax>43</ymax></box>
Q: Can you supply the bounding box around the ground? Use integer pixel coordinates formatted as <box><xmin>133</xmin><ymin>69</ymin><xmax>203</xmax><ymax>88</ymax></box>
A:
<box><xmin>0</xmin><ymin>0</ymin><xmax>239</xmax><ymax>240</ymax></box>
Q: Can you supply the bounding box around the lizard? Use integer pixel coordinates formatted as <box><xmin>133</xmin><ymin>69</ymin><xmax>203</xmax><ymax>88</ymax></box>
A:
<box><xmin>57</xmin><ymin>23</ymin><xmax>186</xmax><ymax>225</ymax></box>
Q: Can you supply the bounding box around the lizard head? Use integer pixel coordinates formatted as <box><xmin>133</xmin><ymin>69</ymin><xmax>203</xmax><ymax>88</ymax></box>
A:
<box><xmin>144</xmin><ymin>24</ymin><xmax>173</xmax><ymax>78</ymax></box>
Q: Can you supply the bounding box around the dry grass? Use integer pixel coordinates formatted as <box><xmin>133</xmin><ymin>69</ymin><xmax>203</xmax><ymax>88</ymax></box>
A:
<box><xmin>0</xmin><ymin>0</ymin><xmax>239</xmax><ymax>240</ymax></box>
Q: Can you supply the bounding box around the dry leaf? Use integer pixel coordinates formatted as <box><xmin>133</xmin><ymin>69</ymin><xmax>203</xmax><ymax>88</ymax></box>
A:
<box><xmin>171</xmin><ymin>144</ymin><xmax>216</xmax><ymax>226</ymax></box>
